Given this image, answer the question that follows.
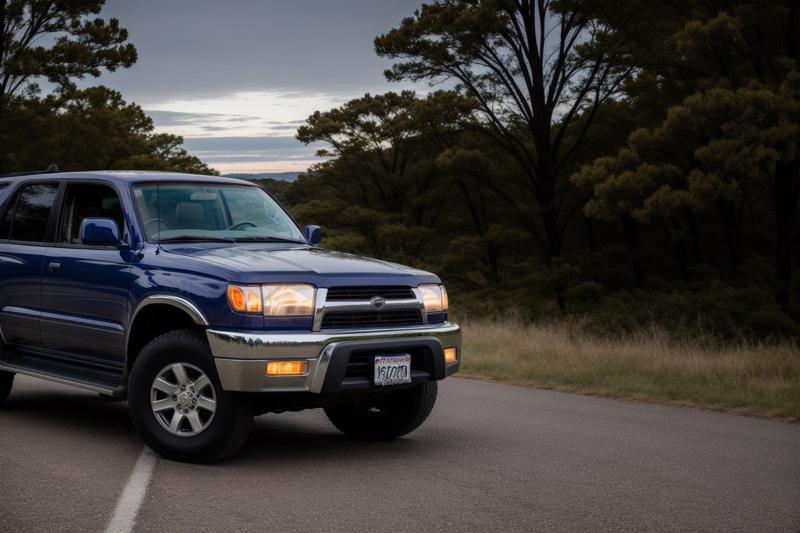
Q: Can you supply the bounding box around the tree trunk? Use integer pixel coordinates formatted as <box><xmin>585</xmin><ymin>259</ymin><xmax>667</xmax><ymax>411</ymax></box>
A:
<box><xmin>584</xmin><ymin>215</ymin><xmax>597</xmax><ymax>253</ymax></box>
<box><xmin>536</xmin><ymin>167</ymin><xmax>563</xmax><ymax>262</ymax></box>
<box><xmin>620</xmin><ymin>214</ymin><xmax>644</xmax><ymax>285</ymax></box>
<box><xmin>718</xmin><ymin>202</ymin><xmax>741</xmax><ymax>269</ymax></box>
<box><xmin>537</xmin><ymin>169</ymin><xmax>567</xmax><ymax>312</ymax></box>
<box><xmin>663</xmin><ymin>223</ymin><xmax>690</xmax><ymax>282</ymax></box>
<box><xmin>685</xmin><ymin>209</ymin><xmax>703</xmax><ymax>266</ymax></box>
<box><xmin>775</xmin><ymin>159</ymin><xmax>800</xmax><ymax>309</ymax></box>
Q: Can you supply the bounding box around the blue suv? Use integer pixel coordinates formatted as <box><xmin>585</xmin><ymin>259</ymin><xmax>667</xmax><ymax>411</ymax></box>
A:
<box><xmin>0</xmin><ymin>171</ymin><xmax>461</xmax><ymax>462</ymax></box>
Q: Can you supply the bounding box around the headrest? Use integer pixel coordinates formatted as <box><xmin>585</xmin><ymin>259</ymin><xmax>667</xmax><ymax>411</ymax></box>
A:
<box><xmin>175</xmin><ymin>202</ymin><xmax>204</xmax><ymax>224</ymax></box>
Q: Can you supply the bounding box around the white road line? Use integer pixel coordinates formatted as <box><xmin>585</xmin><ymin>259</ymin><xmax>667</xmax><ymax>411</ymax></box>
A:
<box><xmin>105</xmin><ymin>447</ymin><xmax>157</xmax><ymax>533</ymax></box>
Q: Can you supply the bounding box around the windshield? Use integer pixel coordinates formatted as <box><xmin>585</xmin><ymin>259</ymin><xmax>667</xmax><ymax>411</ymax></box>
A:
<box><xmin>133</xmin><ymin>183</ymin><xmax>306</xmax><ymax>243</ymax></box>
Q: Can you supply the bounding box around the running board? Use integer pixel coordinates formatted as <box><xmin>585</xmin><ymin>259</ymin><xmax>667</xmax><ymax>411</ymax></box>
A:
<box><xmin>0</xmin><ymin>363</ymin><xmax>117</xmax><ymax>396</ymax></box>
<box><xmin>0</xmin><ymin>348</ymin><xmax>126</xmax><ymax>398</ymax></box>
<box><xmin>0</xmin><ymin>362</ymin><xmax>123</xmax><ymax>398</ymax></box>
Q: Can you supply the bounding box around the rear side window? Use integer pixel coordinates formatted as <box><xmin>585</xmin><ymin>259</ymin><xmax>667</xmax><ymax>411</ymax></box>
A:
<box><xmin>0</xmin><ymin>183</ymin><xmax>59</xmax><ymax>243</ymax></box>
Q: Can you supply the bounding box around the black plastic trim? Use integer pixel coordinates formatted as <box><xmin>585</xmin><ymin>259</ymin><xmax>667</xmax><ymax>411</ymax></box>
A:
<box><xmin>320</xmin><ymin>337</ymin><xmax>445</xmax><ymax>393</ymax></box>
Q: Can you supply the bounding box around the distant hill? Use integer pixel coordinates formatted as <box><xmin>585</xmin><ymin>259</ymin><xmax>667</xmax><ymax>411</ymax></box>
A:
<box><xmin>225</xmin><ymin>172</ymin><xmax>300</xmax><ymax>182</ymax></box>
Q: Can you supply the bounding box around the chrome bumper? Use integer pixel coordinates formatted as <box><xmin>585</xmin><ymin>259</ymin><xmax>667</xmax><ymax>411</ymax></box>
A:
<box><xmin>206</xmin><ymin>322</ymin><xmax>461</xmax><ymax>393</ymax></box>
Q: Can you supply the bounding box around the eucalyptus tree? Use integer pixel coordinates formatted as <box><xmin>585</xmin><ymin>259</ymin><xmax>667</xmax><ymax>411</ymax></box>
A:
<box><xmin>576</xmin><ymin>0</ymin><xmax>800</xmax><ymax>308</ymax></box>
<box><xmin>375</xmin><ymin>0</ymin><xmax>630</xmax><ymax>278</ymax></box>
<box><xmin>0</xmin><ymin>0</ymin><xmax>136</xmax><ymax>110</ymax></box>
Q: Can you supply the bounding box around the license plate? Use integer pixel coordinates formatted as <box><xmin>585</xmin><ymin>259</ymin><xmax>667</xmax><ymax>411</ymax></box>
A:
<box><xmin>373</xmin><ymin>354</ymin><xmax>412</xmax><ymax>386</ymax></box>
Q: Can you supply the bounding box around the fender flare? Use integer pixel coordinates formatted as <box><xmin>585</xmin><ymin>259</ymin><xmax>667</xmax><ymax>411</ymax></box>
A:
<box><xmin>125</xmin><ymin>295</ymin><xmax>209</xmax><ymax>361</ymax></box>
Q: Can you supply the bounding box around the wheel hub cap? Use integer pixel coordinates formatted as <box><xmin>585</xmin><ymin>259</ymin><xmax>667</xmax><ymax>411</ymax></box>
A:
<box><xmin>177</xmin><ymin>391</ymin><xmax>192</xmax><ymax>409</ymax></box>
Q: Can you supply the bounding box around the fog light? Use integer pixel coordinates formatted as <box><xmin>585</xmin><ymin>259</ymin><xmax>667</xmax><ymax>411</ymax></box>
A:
<box><xmin>444</xmin><ymin>347</ymin><xmax>458</xmax><ymax>363</ymax></box>
<box><xmin>266</xmin><ymin>360</ymin><xmax>308</xmax><ymax>376</ymax></box>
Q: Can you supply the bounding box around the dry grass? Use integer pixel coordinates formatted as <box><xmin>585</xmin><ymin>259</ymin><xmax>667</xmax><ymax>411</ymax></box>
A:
<box><xmin>459</xmin><ymin>318</ymin><xmax>800</xmax><ymax>421</ymax></box>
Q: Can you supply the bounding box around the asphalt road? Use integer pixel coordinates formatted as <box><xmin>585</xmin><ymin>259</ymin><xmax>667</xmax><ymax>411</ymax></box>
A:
<box><xmin>0</xmin><ymin>375</ymin><xmax>798</xmax><ymax>533</ymax></box>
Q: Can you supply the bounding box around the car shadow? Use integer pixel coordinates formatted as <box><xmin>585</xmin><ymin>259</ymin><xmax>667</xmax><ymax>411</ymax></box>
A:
<box><xmin>2</xmin><ymin>387</ymin><xmax>441</xmax><ymax>465</ymax></box>
<box><xmin>1</xmin><ymin>388</ymin><xmax>136</xmax><ymax>439</ymax></box>
<box><xmin>229</xmin><ymin>413</ymin><xmax>435</xmax><ymax>466</ymax></box>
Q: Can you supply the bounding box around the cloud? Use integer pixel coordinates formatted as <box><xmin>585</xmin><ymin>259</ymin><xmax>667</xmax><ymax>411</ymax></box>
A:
<box><xmin>143</xmin><ymin>91</ymin><xmax>346</xmax><ymax>139</ymax></box>
<box><xmin>96</xmin><ymin>0</ymin><xmax>425</xmax><ymax>101</ymax></box>
<box><xmin>145</xmin><ymin>110</ymin><xmax>257</xmax><ymax>127</ymax></box>
<box><xmin>179</xmin><ymin>136</ymin><xmax>327</xmax><ymax>173</ymax></box>
<box><xmin>89</xmin><ymin>1</ymin><xmax>441</xmax><ymax>175</ymax></box>
<box><xmin>213</xmin><ymin>160</ymin><xmax>319</xmax><ymax>173</ymax></box>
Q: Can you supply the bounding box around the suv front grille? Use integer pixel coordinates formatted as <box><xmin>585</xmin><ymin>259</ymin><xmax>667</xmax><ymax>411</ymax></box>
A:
<box><xmin>326</xmin><ymin>286</ymin><xmax>414</xmax><ymax>301</ymax></box>
<box><xmin>321</xmin><ymin>309</ymin><xmax>423</xmax><ymax>329</ymax></box>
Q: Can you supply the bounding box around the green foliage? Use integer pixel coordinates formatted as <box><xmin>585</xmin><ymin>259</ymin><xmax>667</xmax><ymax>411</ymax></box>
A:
<box><xmin>582</xmin><ymin>282</ymin><xmax>800</xmax><ymax>341</ymax></box>
<box><xmin>375</xmin><ymin>0</ymin><xmax>632</xmax><ymax>279</ymax></box>
<box><xmin>0</xmin><ymin>86</ymin><xmax>216</xmax><ymax>174</ymax></box>
<box><xmin>0</xmin><ymin>2</ymin><xmax>213</xmax><ymax>175</ymax></box>
<box><xmin>0</xmin><ymin>0</ymin><xmax>137</xmax><ymax>104</ymax></box>
<box><xmin>281</xmin><ymin>0</ymin><xmax>800</xmax><ymax>341</ymax></box>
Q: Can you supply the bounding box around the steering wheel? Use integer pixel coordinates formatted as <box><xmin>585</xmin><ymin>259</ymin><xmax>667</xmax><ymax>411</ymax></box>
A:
<box><xmin>145</xmin><ymin>218</ymin><xmax>171</xmax><ymax>234</ymax></box>
<box><xmin>227</xmin><ymin>221</ymin><xmax>258</xmax><ymax>231</ymax></box>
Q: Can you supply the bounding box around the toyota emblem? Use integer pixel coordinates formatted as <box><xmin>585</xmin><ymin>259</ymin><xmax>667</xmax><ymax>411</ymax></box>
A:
<box><xmin>370</xmin><ymin>296</ymin><xmax>386</xmax><ymax>309</ymax></box>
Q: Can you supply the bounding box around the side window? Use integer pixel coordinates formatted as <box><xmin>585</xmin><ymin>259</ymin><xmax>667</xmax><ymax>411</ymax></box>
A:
<box><xmin>0</xmin><ymin>183</ymin><xmax>10</xmax><ymax>219</ymax></box>
<box><xmin>58</xmin><ymin>184</ymin><xmax>125</xmax><ymax>245</ymax></box>
<box><xmin>1</xmin><ymin>183</ymin><xmax>59</xmax><ymax>243</ymax></box>
<box><xmin>0</xmin><ymin>191</ymin><xmax>14</xmax><ymax>239</ymax></box>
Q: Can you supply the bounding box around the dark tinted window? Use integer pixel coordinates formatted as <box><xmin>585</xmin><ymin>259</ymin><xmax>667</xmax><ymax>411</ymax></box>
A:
<box><xmin>2</xmin><ymin>183</ymin><xmax>59</xmax><ymax>243</ymax></box>
<box><xmin>0</xmin><ymin>192</ymin><xmax>13</xmax><ymax>239</ymax></box>
<box><xmin>58</xmin><ymin>184</ymin><xmax>125</xmax><ymax>244</ymax></box>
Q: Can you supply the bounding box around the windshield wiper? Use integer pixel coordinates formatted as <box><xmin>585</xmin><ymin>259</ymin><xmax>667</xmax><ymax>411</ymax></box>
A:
<box><xmin>159</xmin><ymin>235</ymin><xmax>237</xmax><ymax>243</ymax></box>
<box><xmin>231</xmin><ymin>236</ymin><xmax>307</xmax><ymax>244</ymax></box>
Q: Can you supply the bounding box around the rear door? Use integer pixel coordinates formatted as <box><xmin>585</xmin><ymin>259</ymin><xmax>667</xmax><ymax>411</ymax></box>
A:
<box><xmin>41</xmin><ymin>182</ymin><xmax>134</xmax><ymax>364</ymax></box>
<box><xmin>0</xmin><ymin>181</ymin><xmax>60</xmax><ymax>347</ymax></box>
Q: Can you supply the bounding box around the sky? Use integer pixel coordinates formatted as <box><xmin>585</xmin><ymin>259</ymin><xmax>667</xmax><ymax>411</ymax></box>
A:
<box><xmin>93</xmin><ymin>0</ymin><xmax>427</xmax><ymax>174</ymax></box>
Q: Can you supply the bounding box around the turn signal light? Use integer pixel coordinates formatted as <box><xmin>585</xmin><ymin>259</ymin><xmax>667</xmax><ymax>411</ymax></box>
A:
<box><xmin>227</xmin><ymin>285</ymin><xmax>262</xmax><ymax>313</ymax></box>
<box><xmin>266</xmin><ymin>360</ymin><xmax>308</xmax><ymax>376</ymax></box>
<box><xmin>444</xmin><ymin>347</ymin><xmax>458</xmax><ymax>363</ymax></box>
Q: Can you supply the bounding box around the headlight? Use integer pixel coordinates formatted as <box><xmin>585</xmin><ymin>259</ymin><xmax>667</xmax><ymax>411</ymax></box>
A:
<box><xmin>262</xmin><ymin>284</ymin><xmax>316</xmax><ymax>316</ymax></box>
<box><xmin>419</xmin><ymin>284</ymin><xmax>448</xmax><ymax>313</ymax></box>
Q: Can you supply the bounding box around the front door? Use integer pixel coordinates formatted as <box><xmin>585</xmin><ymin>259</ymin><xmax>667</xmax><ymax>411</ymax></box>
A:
<box><xmin>0</xmin><ymin>182</ymin><xmax>60</xmax><ymax>347</ymax></box>
<box><xmin>42</xmin><ymin>182</ymin><xmax>133</xmax><ymax>364</ymax></box>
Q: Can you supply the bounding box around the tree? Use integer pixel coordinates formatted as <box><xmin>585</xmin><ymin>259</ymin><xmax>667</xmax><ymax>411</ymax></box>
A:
<box><xmin>375</xmin><ymin>0</ymin><xmax>631</xmax><ymax>292</ymax></box>
<box><xmin>578</xmin><ymin>0</ymin><xmax>800</xmax><ymax>308</ymax></box>
<box><xmin>0</xmin><ymin>0</ymin><xmax>136</xmax><ymax>110</ymax></box>
<box><xmin>296</xmin><ymin>91</ymin><xmax>469</xmax><ymax>260</ymax></box>
<box><xmin>0</xmin><ymin>0</ymin><xmax>137</xmax><ymax>171</ymax></box>
<box><xmin>0</xmin><ymin>86</ymin><xmax>217</xmax><ymax>175</ymax></box>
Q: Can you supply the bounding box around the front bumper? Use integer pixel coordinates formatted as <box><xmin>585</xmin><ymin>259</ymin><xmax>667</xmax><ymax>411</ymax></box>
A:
<box><xmin>206</xmin><ymin>322</ymin><xmax>461</xmax><ymax>393</ymax></box>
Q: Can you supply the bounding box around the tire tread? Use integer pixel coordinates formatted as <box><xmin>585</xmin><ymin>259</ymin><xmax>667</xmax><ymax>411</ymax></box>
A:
<box><xmin>325</xmin><ymin>381</ymin><xmax>438</xmax><ymax>440</ymax></box>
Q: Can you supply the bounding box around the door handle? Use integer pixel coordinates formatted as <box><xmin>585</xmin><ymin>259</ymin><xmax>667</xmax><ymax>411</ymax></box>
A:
<box><xmin>48</xmin><ymin>262</ymin><xmax>61</xmax><ymax>273</ymax></box>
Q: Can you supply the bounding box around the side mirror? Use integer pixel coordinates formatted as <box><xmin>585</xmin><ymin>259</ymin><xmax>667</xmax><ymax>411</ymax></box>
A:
<box><xmin>80</xmin><ymin>217</ymin><xmax>123</xmax><ymax>247</ymax></box>
<box><xmin>305</xmin><ymin>224</ymin><xmax>322</xmax><ymax>245</ymax></box>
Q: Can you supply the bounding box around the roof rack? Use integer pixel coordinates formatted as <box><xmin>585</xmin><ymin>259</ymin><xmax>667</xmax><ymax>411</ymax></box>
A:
<box><xmin>0</xmin><ymin>164</ymin><xmax>60</xmax><ymax>178</ymax></box>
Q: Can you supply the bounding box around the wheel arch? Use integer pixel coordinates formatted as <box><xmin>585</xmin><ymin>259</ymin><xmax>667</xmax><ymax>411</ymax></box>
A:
<box><xmin>126</xmin><ymin>295</ymin><xmax>210</xmax><ymax>373</ymax></box>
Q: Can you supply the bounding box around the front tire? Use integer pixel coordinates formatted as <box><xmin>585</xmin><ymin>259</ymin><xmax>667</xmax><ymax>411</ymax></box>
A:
<box><xmin>0</xmin><ymin>371</ymin><xmax>13</xmax><ymax>406</ymax></box>
<box><xmin>324</xmin><ymin>381</ymin><xmax>438</xmax><ymax>440</ymax></box>
<box><xmin>128</xmin><ymin>329</ymin><xmax>253</xmax><ymax>463</ymax></box>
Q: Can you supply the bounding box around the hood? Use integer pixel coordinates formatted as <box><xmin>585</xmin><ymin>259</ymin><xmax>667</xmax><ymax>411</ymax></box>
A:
<box><xmin>163</xmin><ymin>244</ymin><xmax>440</xmax><ymax>286</ymax></box>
